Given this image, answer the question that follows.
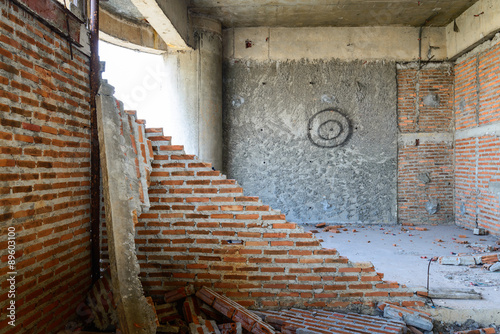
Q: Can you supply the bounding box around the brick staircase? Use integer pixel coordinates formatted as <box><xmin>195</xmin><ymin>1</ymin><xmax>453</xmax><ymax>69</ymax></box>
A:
<box><xmin>113</xmin><ymin>125</ymin><xmax>427</xmax><ymax>313</ymax></box>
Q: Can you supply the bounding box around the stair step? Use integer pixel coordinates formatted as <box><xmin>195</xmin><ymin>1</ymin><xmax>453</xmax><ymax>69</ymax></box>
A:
<box><xmin>125</xmin><ymin>110</ymin><xmax>137</xmax><ymax>118</ymax></box>
<box><xmin>157</xmin><ymin>145</ymin><xmax>184</xmax><ymax>151</ymax></box>
<box><xmin>145</xmin><ymin>128</ymin><xmax>164</xmax><ymax>135</ymax></box>
<box><xmin>147</xmin><ymin>136</ymin><xmax>172</xmax><ymax>144</ymax></box>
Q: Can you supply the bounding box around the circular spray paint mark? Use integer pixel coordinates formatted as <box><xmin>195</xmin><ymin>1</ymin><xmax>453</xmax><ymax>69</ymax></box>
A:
<box><xmin>308</xmin><ymin>109</ymin><xmax>351</xmax><ymax>148</ymax></box>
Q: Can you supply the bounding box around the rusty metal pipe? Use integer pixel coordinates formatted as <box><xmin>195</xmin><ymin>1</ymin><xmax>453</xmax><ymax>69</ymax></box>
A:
<box><xmin>89</xmin><ymin>0</ymin><xmax>101</xmax><ymax>284</ymax></box>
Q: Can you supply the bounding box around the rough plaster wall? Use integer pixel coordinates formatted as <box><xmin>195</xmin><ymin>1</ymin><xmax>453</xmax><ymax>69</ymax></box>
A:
<box><xmin>223</xmin><ymin>60</ymin><xmax>398</xmax><ymax>224</ymax></box>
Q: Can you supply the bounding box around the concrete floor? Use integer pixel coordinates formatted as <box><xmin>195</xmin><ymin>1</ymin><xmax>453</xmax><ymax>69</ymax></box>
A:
<box><xmin>303</xmin><ymin>224</ymin><xmax>500</xmax><ymax>315</ymax></box>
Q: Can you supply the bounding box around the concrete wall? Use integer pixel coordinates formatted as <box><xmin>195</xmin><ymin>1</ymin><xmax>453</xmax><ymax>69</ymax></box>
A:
<box><xmin>223</xmin><ymin>60</ymin><xmax>398</xmax><ymax>224</ymax></box>
<box><xmin>162</xmin><ymin>16</ymin><xmax>223</xmax><ymax>170</ymax></box>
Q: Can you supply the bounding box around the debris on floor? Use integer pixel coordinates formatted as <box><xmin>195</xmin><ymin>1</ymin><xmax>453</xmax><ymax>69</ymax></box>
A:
<box><xmin>438</xmin><ymin>252</ymin><xmax>500</xmax><ymax>266</ymax></box>
<box><xmin>378</xmin><ymin>302</ymin><xmax>433</xmax><ymax>332</ymax></box>
<box><xmin>453</xmin><ymin>328</ymin><xmax>497</xmax><ymax>334</ymax></box>
<box><xmin>74</xmin><ymin>284</ymin><xmax>454</xmax><ymax>334</ymax></box>
<box><xmin>434</xmin><ymin>319</ymin><xmax>499</xmax><ymax>334</ymax></box>
<box><xmin>255</xmin><ymin>308</ymin><xmax>407</xmax><ymax>334</ymax></box>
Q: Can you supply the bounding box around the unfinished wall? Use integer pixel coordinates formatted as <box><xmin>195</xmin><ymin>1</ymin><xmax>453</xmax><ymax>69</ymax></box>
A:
<box><xmin>0</xmin><ymin>0</ymin><xmax>92</xmax><ymax>332</ymax></box>
<box><xmin>223</xmin><ymin>27</ymin><xmax>446</xmax><ymax>62</ymax></box>
<box><xmin>134</xmin><ymin>129</ymin><xmax>424</xmax><ymax>313</ymax></box>
<box><xmin>223</xmin><ymin>60</ymin><xmax>398</xmax><ymax>225</ymax></box>
<box><xmin>162</xmin><ymin>16</ymin><xmax>223</xmax><ymax>170</ymax></box>
<box><xmin>454</xmin><ymin>35</ymin><xmax>500</xmax><ymax>235</ymax></box>
<box><xmin>397</xmin><ymin>64</ymin><xmax>455</xmax><ymax>225</ymax></box>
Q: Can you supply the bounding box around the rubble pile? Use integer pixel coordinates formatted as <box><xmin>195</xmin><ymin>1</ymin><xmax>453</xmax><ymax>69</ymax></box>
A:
<box><xmin>154</xmin><ymin>287</ymin><xmax>421</xmax><ymax>334</ymax></box>
<box><xmin>439</xmin><ymin>252</ymin><xmax>500</xmax><ymax>272</ymax></box>
<box><xmin>74</xmin><ymin>278</ymin><xmax>500</xmax><ymax>334</ymax></box>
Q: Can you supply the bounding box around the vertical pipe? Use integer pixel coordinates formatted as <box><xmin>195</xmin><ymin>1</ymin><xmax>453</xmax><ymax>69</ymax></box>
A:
<box><xmin>89</xmin><ymin>0</ymin><xmax>101</xmax><ymax>284</ymax></box>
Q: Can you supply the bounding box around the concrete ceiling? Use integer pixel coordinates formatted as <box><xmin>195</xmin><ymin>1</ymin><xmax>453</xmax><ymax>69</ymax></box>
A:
<box><xmin>99</xmin><ymin>0</ymin><xmax>480</xmax><ymax>35</ymax></box>
<box><xmin>100</xmin><ymin>0</ymin><xmax>146</xmax><ymax>24</ymax></box>
<box><xmin>189</xmin><ymin>0</ymin><xmax>480</xmax><ymax>28</ymax></box>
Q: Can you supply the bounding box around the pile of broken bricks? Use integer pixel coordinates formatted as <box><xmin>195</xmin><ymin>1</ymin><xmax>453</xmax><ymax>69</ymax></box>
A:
<box><xmin>155</xmin><ymin>287</ymin><xmax>421</xmax><ymax>334</ymax></box>
<box><xmin>79</xmin><ymin>283</ymin><xmax>497</xmax><ymax>334</ymax></box>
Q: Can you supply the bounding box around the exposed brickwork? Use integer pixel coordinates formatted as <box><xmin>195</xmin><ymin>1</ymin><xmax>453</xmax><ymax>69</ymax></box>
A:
<box><xmin>398</xmin><ymin>141</ymin><xmax>454</xmax><ymax>225</ymax></box>
<box><xmin>455</xmin><ymin>41</ymin><xmax>500</xmax><ymax>129</ymax></box>
<box><xmin>454</xmin><ymin>39</ymin><xmax>500</xmax><ymax>236</ymax></box>
<box><xmin>0</xmin><ymin>0</ymin><xmax>91</xmax><ymax>332</ymax></box>
<box><xmin>455</xmin><ymin>136</ymin><xmax>500</xmax><ymax>234</ymax></box>
<box><xmin>398</xmin><ymin>67</ymin><xmax>454</xmax><ymax>133</ymax></box>
<box><xmin>397</xmin><ymin>65</ymin><xmax>455</xmax><ymax>225</ymax></box>
<box><xmin>99</xmin><ymin>125</ymin><xmax>426</xmax><ymax>314</ymax></box>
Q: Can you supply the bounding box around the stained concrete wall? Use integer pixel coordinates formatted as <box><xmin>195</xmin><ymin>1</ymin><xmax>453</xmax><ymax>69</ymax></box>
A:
<box><xmin>223</xmin><ymin>60</ymin><xmax>398</xmax><ymax>224</ymax></box>
<box><xmin>446</xmin><ymin>0</ymin><xmax>500</xmax><ymax>59</ymax></box>
<box><xmin>223</xmin><ymin>27</ymin><xmax>447</xmax><ymax>62</ymax></box>
<box><xmin>162</xmin><ymin>16</ymin><xmax>223</xmax><ymax>169</ymax></box>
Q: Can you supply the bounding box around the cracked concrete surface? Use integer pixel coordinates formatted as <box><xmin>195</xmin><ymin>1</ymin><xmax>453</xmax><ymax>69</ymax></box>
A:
<box><xmin>304</xmin><ymin>223</ymin><xmax>500</xmax><ymax>324</ymax></box>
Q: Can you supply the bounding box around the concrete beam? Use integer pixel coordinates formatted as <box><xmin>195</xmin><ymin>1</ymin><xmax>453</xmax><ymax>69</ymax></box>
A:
<box><xmin>455</xmin><ymin>122</ymin><xmax>500</xmax><ymax>140</ymax></box>
<box><xmin>398</xmin><ymin>132</ymin><xmax>454</xmax><ymax>146</ymax></box>
<box><xmin>129</xmin><ymin>0</ymin><xmax>191</xmax><ymax>50</ymax></box>
<box><xmin>96</xmin><ymin>82</ymin><xmax>157</xmax><ymax>334</ymax></box>
<box><xmin>446</xmin><ymin>0</ymin><xmax>500</xmax><ymax>60</ymax></box>
<box><xmin>100</xmin><ymin>8</ymin><xmax>168</xmax><ymax>54</ymax></box>
<box><xmin>223</xmin><ymin>26</ymin><xmax>447</xmax><ymax>61</ymax></box>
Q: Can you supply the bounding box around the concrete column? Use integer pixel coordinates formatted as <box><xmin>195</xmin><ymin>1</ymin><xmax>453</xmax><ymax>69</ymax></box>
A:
<box><xmin>163</xmin><ymin>16</ymin><xmax>223</xmax><ymax>170</ymax></box>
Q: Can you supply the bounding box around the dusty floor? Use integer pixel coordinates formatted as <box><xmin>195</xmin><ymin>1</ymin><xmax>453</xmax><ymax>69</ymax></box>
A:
<box><xmin>303</xmin><ymin>223</ymin><xmax>500</xmax><ymax>311</ymax></box>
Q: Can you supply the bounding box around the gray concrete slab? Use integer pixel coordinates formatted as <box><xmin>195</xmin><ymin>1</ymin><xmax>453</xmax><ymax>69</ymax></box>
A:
<box><xmin>303</xmin><ymin>223</ymin><xmax>500</xmax><ymax>315</ymax></box>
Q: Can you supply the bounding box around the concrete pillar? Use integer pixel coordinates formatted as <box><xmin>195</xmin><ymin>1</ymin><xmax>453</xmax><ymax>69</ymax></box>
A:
<box><xmin>163</xmin><ymin>16</ymin><xmax>223</xmax><ymax>170</ymax></box>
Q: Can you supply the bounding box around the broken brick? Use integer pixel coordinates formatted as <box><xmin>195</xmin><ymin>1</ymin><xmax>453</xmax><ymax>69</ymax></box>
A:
<box><xmin>156</xmin><ymin>302</ymin><xmax>182</xmax><ymax>323</ymax></box>
<box><xmin>183</xmin><ymin>296</ymin><xmax>202</xmax><ymax>324</ymax></box>
<box><xmin>200</xmin><ymin>303</ymin><xmax>227</xmax><ymax>323</ymax></box>
<box><xmin>218</xmin><ymin>323</ymin><xmax>243</xmax><ymax>334</ymax></box>
<box><xmin>379</xmin><ymin>303</ymin><xmax>433</xmax><ymax>331</ymax></box>
<box><xmin>454</xmin><ymin>328</ymin><xmax>496</xmax><ymax>334</ymax></box>
<box><xmin>195</xmin><ymin>287</ymin><xmax>275</xmax><ymax>334</ymax></box>
<box><xmin>165</xmin><ymin>285</ymin><xmax>196</xmax><ymax>303</ymax></box>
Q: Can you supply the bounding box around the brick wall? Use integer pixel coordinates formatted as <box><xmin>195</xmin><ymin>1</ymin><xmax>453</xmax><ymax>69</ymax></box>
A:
<box><xmin>454</xmin><ymin>37</ymin><xmax>500</xmax><ymax>235</ymax></box>
<box><xmin>107</xmin><ymin>127</ymin><xmax>426</xmax><ymax>314</ymax></box>
<box><xmin>0</xmin><ymin>0</ymin><xmax>92</xmax><ymax>332</ymax></box>
<box><xmin>397</xmin><ymin>64</ymin><xmax>455</xmax><ymax>225</ymax></box>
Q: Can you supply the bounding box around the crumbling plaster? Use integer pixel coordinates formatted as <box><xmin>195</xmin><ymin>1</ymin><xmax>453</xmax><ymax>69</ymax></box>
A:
<box><xmin>223</xmin><ymin>59</ymin><xmax>398</xmax><ymax>224</ymax></box>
